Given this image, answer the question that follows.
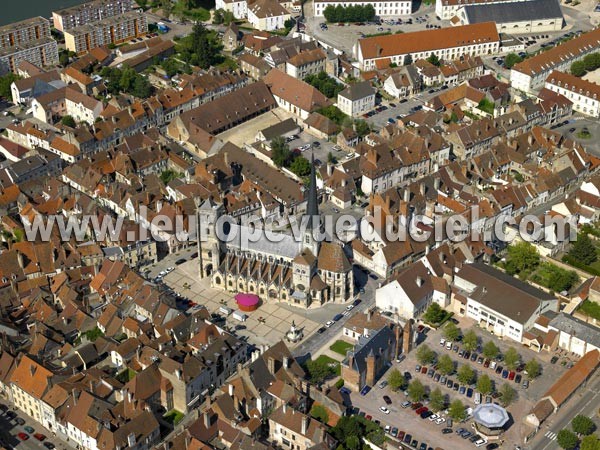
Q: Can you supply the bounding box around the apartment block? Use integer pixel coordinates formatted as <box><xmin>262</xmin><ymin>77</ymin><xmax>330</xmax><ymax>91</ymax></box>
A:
<box><xmin>53</xmin><ymin>0</ymin><xmax>135</xmax><ymax>32</ymax></box>
<box><xmin>545</xmin><ymin>70</ymin><xmax>600</xmax><ymax>118</ymax></box>
<box><xmin>313</xmin><ymin>0</ymin><xmax>412</xmax><ymax>17</ymax></box>
<box><xmin>64</xmin><ymin>10</ymin><xmax>148</xmax><ymax>55</ymax></box>
<box><xmin>0</xmin><ymin>17</ymin><xmax>58</xmax><ymax>74</ymax></box>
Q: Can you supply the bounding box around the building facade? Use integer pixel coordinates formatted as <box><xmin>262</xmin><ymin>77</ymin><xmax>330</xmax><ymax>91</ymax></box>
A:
<box><xmin>52</xmin><ymin>0</ymin><xmax>135</xmax><ymax>32</ymax></box>
<box><xmin>545</xmin><ymin>70</ymin><xmax>600</xmax><ymax>118</ymax></box>
<box><xmin>314</xmin><ymin>0</ymin><xmax>412</xmax><ymax>17</ymax></box>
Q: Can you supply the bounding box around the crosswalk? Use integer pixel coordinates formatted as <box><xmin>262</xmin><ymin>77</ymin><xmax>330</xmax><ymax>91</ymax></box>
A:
<box><xmin>545</xmin><ymin>431</ymin><xmax>557</xmax><ymax>441</ymax></box>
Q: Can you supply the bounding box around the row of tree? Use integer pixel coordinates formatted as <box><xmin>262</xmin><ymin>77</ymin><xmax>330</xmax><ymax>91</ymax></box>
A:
<box><xmin>304</xmin><ymin>72</ymin><xmax>345</xmax><ymax>98</ymax></box>
<box><xmin>571</xmin><ymin>52</ymin><xmax>600</xmax><ymax>77</ymax></box>
<box><xmin>100</xmin><ymin>66</ymin><xmax>154</xmax><ymax>99</ymax></box>
<box><xmin>323</xmin><ymin>4</ymin><xmax>376</xmax><ymax>23</ymax></box>
<box><xmin>556</xmin><ymin>415</ymin><xmax>598</xmax><ymax>450</ymax></box>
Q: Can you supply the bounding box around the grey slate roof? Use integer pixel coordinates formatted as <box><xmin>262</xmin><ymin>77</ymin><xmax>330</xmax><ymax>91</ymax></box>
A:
<box><xmin>463</xmin><ymin>0</ymin><xmax>563</xmax><ymax>25</ymax></box>
<box><xmin>338</xmin><ymin>81</ymin><xmax>375</xmax><ymax>102</ymax></box>
<box><xmin>344</xmin><ymin>325</ymin><xmax>395</xmax><ymax>375</ymax></box>
<box><xmin>549</xmin><ymin>313</ymin><xmax>600</xmax><ymax>349</ymax></box>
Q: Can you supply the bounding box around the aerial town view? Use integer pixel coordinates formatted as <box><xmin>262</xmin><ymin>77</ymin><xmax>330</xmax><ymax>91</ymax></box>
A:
<box><xmin>1</xmin><ymin>0</ymin><xmax>600</xmax><ymax>450</ymax></box>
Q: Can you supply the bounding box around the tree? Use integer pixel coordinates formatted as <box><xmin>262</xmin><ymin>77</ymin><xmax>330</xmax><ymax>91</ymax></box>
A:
<box><xmin>429</xmin><ymin>388</ymin><xmax>445</xmax><ymax>412</ymax></box>
<box><xmin>160</xmin><ymin>169</ymin><xmax>181</xmax><ymax>185</ymax></box>
<box><xmin>310</xmin><ymin>405</ymin><xmax>329</xmax><ymax>424</ymax></box>
<box><xmin>61</xmin><ymin>115</ymin><xmax>76</xmax><ymax>128</ymax></box>
<box><xmin>161</xmin><ymin>57</ymin><xmax>180</xmax><ymax>77</ymax></box>
<box><xmin>387</xmin><ymin>368</ymin><xmax>407</xmax><ymax>391</ymax></box>
<box><xmin>179</xmin><ymin>23</ymin><xmax>223</xmax><ymax>69</ymax></box>
<box><xmin>131</xmin><ymin>74</ymin><xmax>153</xmax><ymax>98</ymax></box>
<box><xmin>437</xmin><ymin>354</ymin><xmax>454</xmax><ymax>376</ymax></box>
<box><xmin>290</xmin><ymin>156</ymin><xmax>311</xmax><ymax>177</ymax></box>
<box><xmin>570</xmin><ymin>233</ymin><xmax>598</xmax><ymax>265</ymax></box>
<box><xmin>457</xmin><ymin>364</ymin><xmax>475</xmax><ymax>385</ymax></box>
<box><xmin>305</xmin><ymin>359</ymin><xmax>336</xmax><ymax>384</ymax></box>
<box><xmin>525</xmin><ymin>359</ymin><xmax>541</xmax><ymax>379</ymax></box>
<box><xmin>415</xmin><ymin>344</ymin><xmax>436</xmax><ymax>365</ymax></box>
<box><xmin>271</xmin><ymin>137</ymin><xmax>291</xmax><ymax>167</ymax></box>
<box><xmin>505</xmin><ymin>241</ymin><xmax>540</xmax><ymax>276</ymax></box>
<box><xmin>571</xmin><ymin>60</ymin><xmax>587</xmax><ymax>77</ymax></box>
<box><xmin>499</xmin><ymin>383</ymin><xmax>516</xmax><ymax>406</ymax></box>
<box><xmin>407</xmin><ymin>379</ymin><xmax>426</xmax><ymax>402</ymax></box>
<box><xmin>59</xmin><ymin>50</ymin><xmax>70</xmax><ymax>67</ymax></box>
<box><xmin>448</xmin><ymin>399</ymin><xmax>466</xmax><ymax>421</ymax></box>
<box><xmin>482</xmin><ymin>341</ymin><xmax>500</xmax><ymax>360</ymax></box>
<box><xmin>503</xmin><ymin>347</ymin><xmax>521</xmax><ymax>371</ymax></box>
<box><xmin>443</xmin><ymin>322</ymin><xmax>461</xmax><ymax>342</ymax></box>
<box><xmin>557</xmin><ymin>429</ymin><xmax>579</xmax><ymax>450</ymax></box>
<box><xmin>504</xmin><ymin>53</ymin><xmax>523</xmax><ymax>69</ymax></box>
<box><xmin>0</xmin><ymin>73</ymin><xmax>19</xmax><ymax>99</ymax></box>
<box><xmin>426</xmin><ymin>53</ymin><xmax>440</xmax><ymax>66</ymax></box>
<box><xmin>572</xmin><ymin>415</ymin><xmax>596</xmax><ymax>436</ymax></box>
<box><xmin>580</xmin><ymin>434</ymin><xmax>600</xmax><ymax>450</ymax></box>
<box><xmin>462</xmin><ymin>329</ymin><xmax>479</xmax><ymax>352</ymax></box>
<box><xmin>476</xmin><ymin>374</ymin><xmax>492</xmax><ymax>395</ymax></box>
<box><xmin>423</xmin><ymin>303</ymin><xmax>446</xmax><ymax>324</ymax></box>
<box><xmin>353</xmin><ymin>119</ymin><xmax>371</xmax><ymax>137</ymax></box>
<box><xmin>583</xmin><ymin>52</ymin><xmax>600</xmax><ymax>71</ymax></box>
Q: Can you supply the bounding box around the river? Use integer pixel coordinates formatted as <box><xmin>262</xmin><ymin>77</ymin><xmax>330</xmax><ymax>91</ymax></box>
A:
<box><xmin>1</xmin><ymin>0</ymin><xmax>89</xmax><ymax>26</ymax></box>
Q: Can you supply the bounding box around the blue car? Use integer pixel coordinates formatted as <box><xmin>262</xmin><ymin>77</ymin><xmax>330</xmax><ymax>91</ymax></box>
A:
<box><xmin>459</xmin><ymin>386</ymin><xmax>466</xmax><ymax>395</ymax></box>
<box><xmin>466</xmin><ymin>388</ymin><xmax>473</xmax><ymax>398</ymax></box>
<box><xmin>502</xmin><ymin>370</ymin><xmax>509</xmax><ymax>379</ymax></box>
<box><xmin>360</xmin><ymin>385</ymin><xmax>371</xmax><ymax>396</ymax></box>
<box><xmin>340</xmin><ymin>387</ymin><xmax>351</xmax><ymax>395</ymax></box>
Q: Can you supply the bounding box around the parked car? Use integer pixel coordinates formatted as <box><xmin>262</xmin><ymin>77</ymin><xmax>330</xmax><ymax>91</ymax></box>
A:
<box><xmin>24</xmin><ymin>426</ymin><xmax>35</xmax><ymax>434</ymax></box>
<box><xmin>415</xmin><ymin>364</ymin><xmax>421</xmax><ymax>372</ymax></box>
<box><xmin>442</xmin><ymin>428</ymin><xmax>453</xmax><ymax>434</ymax></box>
<box><xmin>43</xmin><ymin>443</ymin><xmax>55</xmax><ymax>450</ymax></box>
<box><xmin>459</xmin><ymin>386</ymin><xmax>466</xmax><ymax>395</ymax></box>
<box><xmin>502</xmin><ymin>370</ymin><xmax>509</xmax><ymax>379</ymax></box>
<box><xmin>34</xmin><ymin>434</ymin><xmax>46</xmax><ymax>441</ymax></box>
<box><xmin>379</xmin><ymin>380</ymin><xmax>388</xmax><ymax>389</ymax></box>
<box><xmin>360</xmin><ymin>386</ymin><xmax>371</xmax><ymax>396</ymax></box>
<box><xmin>383</xmin><ymin>395</ymin><xmax>392</xmax><ymax>405</ymax></box>
<box><xmin>508</xmin><ymin>371</ymin><xmax>516</xmax><ymax>381</ymax></box>
<box><xmin>522</xmin><ymin>380</ymin><xmax>529</xmax><ymax>389</ymax></box>
<box><xmin>379</xmin><ymin>406</ymin><xmax>390</xmax><ymax>414</ymax></box>
<box><xmin>466</xmin><ymin>388</ymin><xmax>473</xmax><ymax>398</ymax></box>
<box><xmin>17</xmin><ymin>433</ymin><xmax>29</xmax><ymax>441</ymax></box>
<box><xmin>398</xmin><ymin>431</ymin><xmax>406</xmax><ymax>440</ymax></box>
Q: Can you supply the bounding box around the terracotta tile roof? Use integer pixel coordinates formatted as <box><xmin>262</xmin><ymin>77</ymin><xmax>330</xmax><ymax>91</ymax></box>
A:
<box><xmin>287</xmin><ymin>48</ymin><xmax>326</xmax><ymax>67</ymax></box>
<box><xmin>10</xmin><ymin>355</ymin><xmax>53</xmax><ymax>400</ymax></box>
<box><xmin>546</xmin><ymin>70</ymin><xmax>600</xmax><ymax>98</ymax></box>
<box><xmin>357</xmin><ymin>22</ymin><xmax>499</xmax><ymax>60</ymax></box>
<box><xmin>264</xmin><ymin>69</ymin><xmax>330</xmax><ymax>113</ymax></box>
<box><xmin>317</xmin><ymin>242</ymin><xmax>352</xmax><ymax>273</ymax></box>
<box><xmin>543</xmin><ymin>349</ymin><xmax>599</xmax><ymax>407</ymax></box>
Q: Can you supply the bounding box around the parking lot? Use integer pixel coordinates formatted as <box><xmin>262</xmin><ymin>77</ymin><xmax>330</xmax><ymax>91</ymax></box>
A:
<box><xmin>342</xmin><ymin>314</ymin><xmax>571</xmax><ymax>450</ymax></box>
<box><xmin>0</xmin><ymin>402</ymin><xmax>69</xmax><ymax>450</ymax></box>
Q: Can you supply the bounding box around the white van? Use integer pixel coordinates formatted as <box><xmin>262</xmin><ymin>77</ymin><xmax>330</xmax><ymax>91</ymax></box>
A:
<box><xmin>474</xmin><ymin>393</ymin><xmax>481</xmax><ymax>405</ymax></box>
<box><xmin>219</xmin><ymin>306</ymin><xmax>232</xmax><ymax>316</ymax></box>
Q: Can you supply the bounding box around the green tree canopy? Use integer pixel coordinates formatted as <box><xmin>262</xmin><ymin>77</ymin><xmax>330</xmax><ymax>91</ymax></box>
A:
<box><xmin>61</xmin><ymin>115</ymin><xmax>76</xmax><ymax>128</ymax></box>
<box><xmin>387</xmin><ymin>368</ymin><xmax>407</xmax><ymax>391</ymax></box>
<box><xmin>437</xmin><ymin>354</ymin><xmax>455</xmax><ymax>376</ymax></box>
<box><xmin>407</xmin><ymin>379</ymin><xmax>426</xmax><ymax>402</ymax></box>
<box><xmin>570</xmin><ymin>233</ymin><xmax>598</xmax><ymax>265</ymax></box>
<box><xmin>505</xmin><ymin>241</ymin><xmax>540</xmax><ymax>276</ymax></box>
<box><xmin>429</xmin><ymin>388</ymin><xmax>445</xmax><ymax>412</ymax></box>
<box><xmin>305</xmin><ymin>358</ymin><xmax>336</xmax><ymax>384</ymax></box>
<box><xmin>323</xmin><ymin>4</ymin><xmax>375</xmax><ymax>22</ymax></box>
<box><xmin>423</xmin><ymin>303</ymin><xmax>446</xmax><ymax>324</ymax></box>
<box><xmin>415</xmin><ymin>344</ymin><xmax>436</xmax><ymax>365</ymax></box>
<box><xmin>448</xmin><ymin>399</ymin><xmax>466</xmax><ymax>421</ymax></box>
<box><xmin>462</xmin><ymin>329</ymin><xmax>479</xmax><ymax>352</ymax></box>
<box><xmin>504</xmin><ymin>53</ymin><xmax>523</xmax><ymax>69</ymax></box>
<box><xmin>457</xmin><ymin>364</ymin><xmax>475</xmax><ymax>385</ymax></box>
<box><xmin>443</xmin><ymin>322</ymin><xmax>461</xmax><ymax>342</ymax></box>
<box><xmin>427</xmin><ymin>53</ymin><xmax>440</xmax><ymax>66</ymax></box>
<box><xmin>178</xmin><ymin>23</ymin><xmax>223</xmax><ymax>68</ymax></box>
<box><xmin>499</xmin><ymin>383</ymin><xmax>516</xmax><ymax>406</ymax></box>
<box><xmin>271</xmin><ymin>137</ymin><xmax>291</xmax><ymax>167</ymax></box>
<box><xmin>572</xmin><ymin>415</ymin><xmax>596</xmax><ymax>436</ymax></box>
<box><xmin>503</xmin><ymin>347</ymin><xmax>521</xmax><ymax>370</ymax></box>
<box><xmin>476</xmin><ymin>374</ymin><xmax>493</xmax><ymax>395</ymax></box>
<box><xmin>482</xmin><ymin>341</ymin><xmax>500</xmax><ymax>360</ymax></box>
<box><xmin>580</xmin><ymin>434</ymin><xmax>600</xmax><ymax>450</ymax></box>
<box><xmin>0</xmin><ymin>73</ymin><xmax>19</xmax><ymax>99</ymax></box>
<box><xmin>290</xmin><ymin>156</ymin><xmax>311</xmax><ymax>177</ymax></box>
<box><xmin>557</xmin><ymin>429</ymin><xmax>579</xmax><ymax>450</ymax></box>
<box><xmin>571</xmin><ymin>60</ymin><xmax>587</xmax><ymax>77</ymax></box>
<box><xmin>525</xmin><ymin>359</ymin><xmax>541</xmax><ymax>379</ymax></box>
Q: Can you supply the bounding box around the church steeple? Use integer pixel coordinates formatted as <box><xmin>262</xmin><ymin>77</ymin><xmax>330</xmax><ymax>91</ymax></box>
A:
<box><xmin>306</xmin><ymin>152</ymin><xmax>319</xmax><ymax>230</ymax></box>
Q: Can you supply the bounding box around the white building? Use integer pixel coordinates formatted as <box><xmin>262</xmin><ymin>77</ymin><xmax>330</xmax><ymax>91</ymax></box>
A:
<box><xmin>510</xmin><ymin>27</ymin><xmax>600</xmax><ymax>93</ymax></box>
<box><xmin>354</xmin><ymin>22</ymin><xmax>499</xmax><ymax>71</ymax></box>
<box><xmin>248</xmin><ymin>0</ymin><xmax>291</xmax><ymax>31</ymax></box>
<box><xmin>545</xmin><ymin>70</ymin><xmax>600</xmax><ymax>118</ymax></box>
<box><xmin>314</xmin><ymin>0</ymin><xmax>412</xmax><ymax>17</ymax></box>
<box><xmin>215</xmin><ymin>0</ymin><xmax>248</xmax><ymax>19</ymax></box>
<box><xmin>337</xmin><ymin>81</ymin><xmax>375</xmax><ymax>117</ymax></box>
<box><xmin>435</xmin><ymin>0</ymin><xmax>529</xmax><ymax>21</ymax></box>
<box><xmin>453</xmin><ymin>263</ymin><xmax>558</xmax><ymax>343</ymax></box>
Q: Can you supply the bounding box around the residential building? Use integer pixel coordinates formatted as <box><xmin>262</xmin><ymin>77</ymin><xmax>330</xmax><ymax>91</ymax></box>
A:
<box><xmin>455</xmin><ymin>0</ymin><xmax>564</xmax><ymax>34</ymax></box>
<box><xmin>546</xmin><ymin>313</ymin><xmax>600</xmax><ymax>357</ymax></box>
<box><xmin>285</xmin><ymin>48</ymin><xmax>327</xmax><ymax>79</ymax></box>
<box><xmin>545</xmin><ymin>70</ymin><xmax>600</xmax><ymax>118</ymax></box>
<box><xmin>10</xmin><ymin>355</ymin><xmax>54</xmax><ymax>424</ymax></box>
<box><xmin>247</xmin><ymin>0</ymin><xmax>291</xmax><ymax>32</ymax></box>
<box><xmin>269</xmin><ymin>405</ymin><xmax>337</xmax><ymax>450</ymax></box>
<box><xmin>215</xmin><ymin>0</ymin><xmax>248</xmax><ymax>19</ymax></box>
<box><xmin>31</xmin><ymin>87</ymin><xmax>103</xmax><ymax>125</ymax></box>
<box><xmin>0</xmin><ymin>17</ymin><xmax>59</xmax><ymax>74</ymax></box>
<box><xmin>64</xmin><ymin>11</ymin><xmax>148</xmax><ymax>55</ymax></box>
<box><xmin>453</xmin><ymin>263</ymin><xmax>558</xmax><ymax>343</ymax></box>
<box><xmin>264</xmin><ymin>69</ymin><xmax>330</xmax><ymax>119</ymax></box>
<box><xmin>223</xmin><ymin>23</ymin><xmax>243</xmax><ymax>51</ymax></box>
<box><xmin>354</xmin><ymin>22</ymin><xmax>499</xmax><ymax>70</ymax></box>
<box><xmin>337</xmin><ymin>81</ymin><xmax>376</xmax><ymax>117</ymax></box>
<box><xmin>510</xmin><ymin>27</ymin><xmax>600</xmax><ymax>93</ymax></box>
<box><xmin>343</xmin><ymin>308</ymin><xmax>390</xmax><ymax>341</ymax></box>
<box><xmin>52</xmin><ymin>0</ymin><xmax>135</xmax><ymax>32</ymax></box>
<box><xmin>239</xmin><ymin>53</ymin><xmax>271</xmax><ymax>80</ymax></box>
<box><xmin>383</xmin><ymin>66</ymin><xmax>421</xmax><ymax>98</ymax></box>
<box><xmin>313</xmin><ymin>0</ymin><xmax>412</xmax><ymax>17</ymax></box>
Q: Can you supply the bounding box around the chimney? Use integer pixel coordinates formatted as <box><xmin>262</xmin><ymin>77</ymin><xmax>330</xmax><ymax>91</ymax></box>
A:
<box><xmin>403</xmin><ymin>188</ymin><xmax>409</xmax><ymax>202</ymax></box>
<box><xmin>283</xmin><ymin>402</ymin><xmax>287</xmax><ymax>413</ymax></box>
<box><xmin>283</xmin><ymin>356</ymin><xmax>289</xmax><ymax>369</ymax></box>
<box><xmin>327</xmin><ymin>163</ymin><xmax>333</xmax><ymax>176</ymax></box>
<box><xmin>416</xmin><ymin>276</ymin><xmax>424</xmax><ymax>287</ymax></box>
<box><xmin>267</xmin><ymin>356</ymin><xmax>275</xmax><ymax>375</ymax></box>
<box><xmin>224</xmin><ymin>152</ymin><xmax>229</xmax><ymax>166</ymax></box>
<box><xmin>229</xmin><ymin>383</ymin><xmax>234</xmax><ymax>396</ymax></box>
<box><xmin>366</xmin><ymin>308</ymin><xmax>373</xmax><ymax>321</ymax></box>
<box><xmin>301</xmin><ymin>415</ymin><xmax>309</xmax><ymax>435</ymax></box>
<box><xmin>203</xmin><ymin>411</ymin><xmax>211</xmax><ymax>428</ymax></box>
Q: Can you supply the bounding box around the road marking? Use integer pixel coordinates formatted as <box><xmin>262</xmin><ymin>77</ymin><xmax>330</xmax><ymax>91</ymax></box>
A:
<box><xmin>545</xmin><ymin>431</ymin><xmax>557</xmax><ymax>440</ymax></box>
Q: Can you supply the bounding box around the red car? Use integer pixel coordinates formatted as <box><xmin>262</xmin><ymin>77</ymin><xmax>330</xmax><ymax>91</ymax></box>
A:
<box><xmin>420</xmin><ymin>366</ymin><xmax>428</xmax><ymax>374</ymax></box>
<box><xmin>34</xmin><ymin>433</ymin><xmax>46</xmax><ymax>441</ymax></box>
<box><xmin>415</xmin><ymin>406</ymin><xmax>428</xmax><ymax>415</ymax></box>
<box><xmin>508</xmin><ymin>371</ymin><xmax>516</xmax><ymax>381</ymax></box>
<box><xmin>398</xmin><ymin>431</ymin><xmax>406</xmax><ymax>441</ymax></box>
<box><xmin>483</xmin><ymin>359</ymin><xmax>490</xmax><ymax>368</ymax></box>
<box><xmin>17</xmin><ymin>433</ymin><xmax>29</xmax><ymax>441</ymax></box>
<box><xmin>411</xmin><ymin>402</ymin><xmax>422</xmax><ymax>410</ymax></box>
<box><xmin>365</xmin><ymin>415</ymin><xmax>372</xmax><ymax>421</ymax></box>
